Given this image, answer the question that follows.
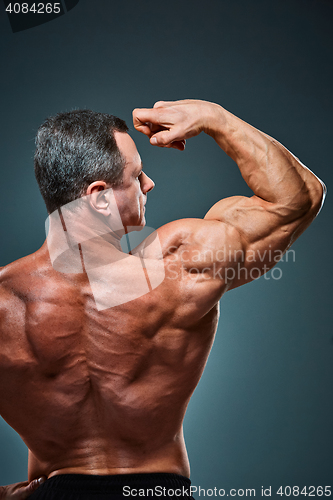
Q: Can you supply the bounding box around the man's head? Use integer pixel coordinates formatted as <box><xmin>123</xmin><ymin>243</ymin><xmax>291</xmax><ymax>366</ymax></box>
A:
<box><xmin>82</xmin><ymin>132</ymin><xmax>155</xmax><ymax>232</ymax></box>
<box><xmin>110</xmin><ymin>131</ymin><xmax>155</xmax><ymax>229</ymax></box>
<box><xmin>34</xmin><ymin>109</ymin><xmax>129</xmax><ymax>214</ymax></box>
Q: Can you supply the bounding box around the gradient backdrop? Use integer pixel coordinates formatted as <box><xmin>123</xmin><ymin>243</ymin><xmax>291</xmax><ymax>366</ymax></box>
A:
<box><xmin>0</xmin><ymin>0</ymin><xmax>332</xmax><ymax>495</ymax></box>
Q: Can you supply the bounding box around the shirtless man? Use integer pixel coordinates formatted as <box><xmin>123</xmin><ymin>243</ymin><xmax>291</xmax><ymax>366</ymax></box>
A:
<box><xmin>0</xmin><ymin>100</ymin><xmax>325</xmax><ymax>499</ymax></box>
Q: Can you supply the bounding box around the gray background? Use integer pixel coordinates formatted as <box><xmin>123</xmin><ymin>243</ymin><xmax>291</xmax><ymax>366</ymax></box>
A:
<box><xmin>0</xmin><ymin>0</ymin><xmax>332</xmax><ymax>495</ymax></box>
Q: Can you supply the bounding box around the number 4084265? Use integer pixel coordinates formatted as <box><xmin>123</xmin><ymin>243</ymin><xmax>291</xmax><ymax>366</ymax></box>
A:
<box><xmin>276</xmin><ymin>486</ymin><xmax>331</xmax><ymax>497</ymax></box>
<box><xmin>5</xmin><ymin>3</ymin><xmax>61</xmax><ymax>14</ymax></box>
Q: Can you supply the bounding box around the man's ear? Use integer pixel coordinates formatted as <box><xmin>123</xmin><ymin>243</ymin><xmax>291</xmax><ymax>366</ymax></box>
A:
<box><xmin>86</xmin><ymin>181</ymin><xmax>111</xmax><ymax>216</ymax></box>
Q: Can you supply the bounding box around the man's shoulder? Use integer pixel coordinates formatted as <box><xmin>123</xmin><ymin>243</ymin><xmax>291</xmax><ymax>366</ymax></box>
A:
<box><xmin>0</xmin><ymin>250</ymin><xmax>47</xmax><ymax>302</ymax></box>
<box><xmin>134</xmin><ymin>219</ymin><xmax>205</xmax><ymax>261</ymax></box>
<box><xmin>0</xmin><ymin>260</ymin><xmax>27</xmax><ymax>334</ymax></box>
<box><xmin>154</xmin><ymin>217</ymin><xmax>237</xmax><ymax>258</ymax></box>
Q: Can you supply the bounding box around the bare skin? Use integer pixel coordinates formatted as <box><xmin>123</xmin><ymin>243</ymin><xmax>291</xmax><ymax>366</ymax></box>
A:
<box><xmin>0</xmin><ymin>100</ymin><xmax>325</xmax><ymax>487</ymax></box>
<box><xmin>0</xmin><ymin>478</ymin><xmax>46</xmax><ymax>500</ymax></box>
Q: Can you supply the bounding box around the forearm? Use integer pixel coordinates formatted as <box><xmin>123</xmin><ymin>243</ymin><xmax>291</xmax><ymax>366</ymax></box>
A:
<box><xmin>205</xmin><ymin>103</ymin><xmax>326</xmax><ymax>218</ymax></box>
<box><xmin>133</xmin><ymin>99</ymin><xmax>325</xmax><ymax>219</ymax></box>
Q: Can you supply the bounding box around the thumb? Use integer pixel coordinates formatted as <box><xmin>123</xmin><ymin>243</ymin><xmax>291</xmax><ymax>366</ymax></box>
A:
<box><xmin>0</xmin><ymin>478</ymin><xmax>46</xmax><ymax>500</ymax></box>
<box><xmin>150</xmin><ymin>131</ymin><xmax>170</xmax><ymax>146</ymax></box>
<box><xmin>23</xmin><ymin>477</ymin><xmax>46</xmax><ymax>498</ymax></box>
<box><xmin>150</xmin><ymin>128</ymin><xmax>182</xmax><ymax>147</ymax></box>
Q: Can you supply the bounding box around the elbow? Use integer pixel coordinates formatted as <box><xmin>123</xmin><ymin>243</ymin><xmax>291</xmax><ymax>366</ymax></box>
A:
<box><xmin>297</xmin><ymin>178</ymin><xmax>326</xmax><ymax>222</ymax></box>
<box><xmin>320</xmin><ymin>180</ymin><xmax>327</xmax><ymax>209</ymax></box>
<box><xmin>282</xmin><ymin>178</ymin><xmax>326</xmax><ymax>222</ymax></box>
<box><xmin>310</xmin><ymin>178</ymin><xmax>326</xmax><ymax>217</ymax></box>
<box><xmin>282</xmin><ymin>178</ymin><xmax>326</xmax><ymax>229</ymax></box>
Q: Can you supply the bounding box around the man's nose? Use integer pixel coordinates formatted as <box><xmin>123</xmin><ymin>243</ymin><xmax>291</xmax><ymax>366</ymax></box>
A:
<box><xmin>141</xmin><ymin>172</ymin><xmax>155</xmax><ymax>193</ymax></box>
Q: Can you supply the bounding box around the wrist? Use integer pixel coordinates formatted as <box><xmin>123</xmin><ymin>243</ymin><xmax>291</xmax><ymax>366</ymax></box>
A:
<box><xmin>201</xmin><ymin>102</ymin><xmax>227</xmax><ymax>137</ymax></box>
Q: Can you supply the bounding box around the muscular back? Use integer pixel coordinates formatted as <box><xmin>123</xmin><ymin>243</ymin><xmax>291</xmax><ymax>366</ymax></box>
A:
<box><xmin>0</xmin><ymin>99</ymin><xmax>324</xmax><ymax>483</ymax></box>
<box><xmin>0</xmin><ymin>220</ymin><xmax>226</xmax><ymax>481</ymax></box>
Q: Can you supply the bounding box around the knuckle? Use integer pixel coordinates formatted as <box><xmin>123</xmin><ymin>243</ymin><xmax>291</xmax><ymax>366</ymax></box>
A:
<box><xmin>153</xmin><ymin>101</ymin><xmax>165</xmax><ymax>108</ymax></box>
<box><xmin>157</xmin><ymin>134</ymin><xmax>168</xmax><ymax>145</ymax></box>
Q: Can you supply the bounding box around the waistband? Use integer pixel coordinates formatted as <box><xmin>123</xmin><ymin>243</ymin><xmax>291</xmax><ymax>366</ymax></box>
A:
<box><xmin>40</xmin><ymin>472</ymin><xmax>192</xmax><ymax>494</ymax></box>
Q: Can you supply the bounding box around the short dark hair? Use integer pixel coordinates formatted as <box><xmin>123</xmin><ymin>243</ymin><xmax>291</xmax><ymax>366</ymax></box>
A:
<box><xmin>34</xmin><ymin>109</ymin><xmax>128</xmax><ymax>213</ymax></box>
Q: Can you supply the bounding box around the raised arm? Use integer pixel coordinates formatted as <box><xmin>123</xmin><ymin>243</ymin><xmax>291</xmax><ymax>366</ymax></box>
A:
<box><xmin>133</xmin><ymin>100</ymin><xmax>326</xmax><ymax>289</ymax></box>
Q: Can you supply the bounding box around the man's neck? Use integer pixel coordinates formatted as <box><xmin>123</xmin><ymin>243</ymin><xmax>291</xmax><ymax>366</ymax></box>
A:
<box><xmin>46</xmin><ymin>208</ymin><xmax>125</xmax><ymax>274</ymax></box>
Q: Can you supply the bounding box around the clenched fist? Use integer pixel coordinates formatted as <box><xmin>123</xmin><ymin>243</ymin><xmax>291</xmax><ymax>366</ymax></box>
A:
<box><xmin>133</xmin><ymin>99</ymin><xmax>221</xmax><ymax>150</ymax></box>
